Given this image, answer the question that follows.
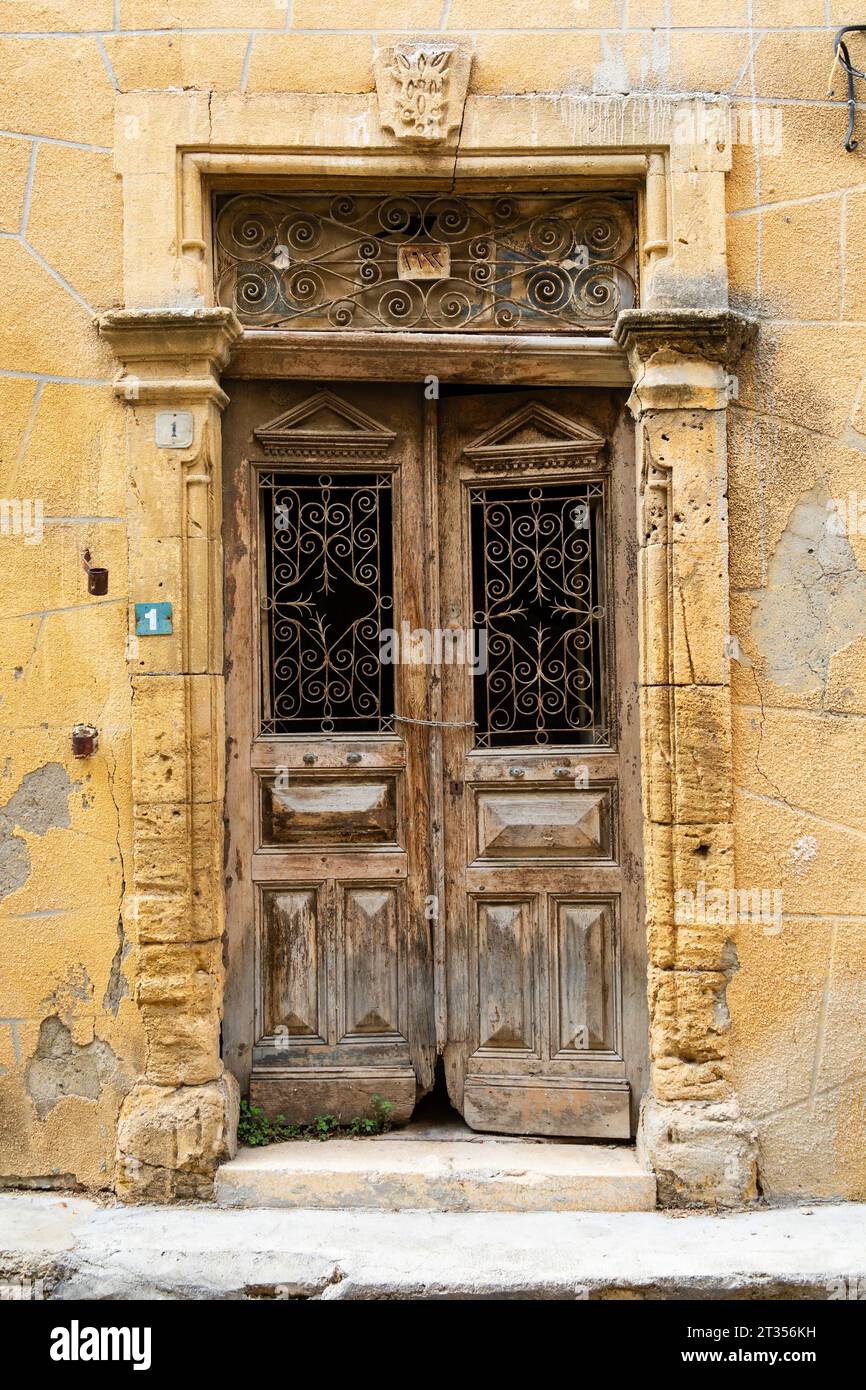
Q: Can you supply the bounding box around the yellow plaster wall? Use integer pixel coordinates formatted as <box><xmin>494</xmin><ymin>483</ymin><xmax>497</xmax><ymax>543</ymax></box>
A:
<box><xmin>0</xmin><ymin>1</ymin><xmax>864</xmax><ymax>1200</ymax></box>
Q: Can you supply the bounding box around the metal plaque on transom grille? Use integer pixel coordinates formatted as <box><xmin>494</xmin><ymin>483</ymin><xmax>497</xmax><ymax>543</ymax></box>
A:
<box><xmin>214</xmin><ymin>192</ymin><xmax>637</xmax><ymax>334</ymax></box>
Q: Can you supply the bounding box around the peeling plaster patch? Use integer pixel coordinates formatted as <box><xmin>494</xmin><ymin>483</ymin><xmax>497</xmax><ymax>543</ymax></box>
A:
<box><xmin>751</xmin><ymin>485</ymin><xmax>866</xmax><ymax>695</ymax></box>
<box><xmin>42</xmin><ymin>965</ymin><xmax>94</xmax><ymax>1030</ymax></box>
<box><xmin>2</xmin><ymin>763</ymin><xmax>75</xmax><ymax>836</ymax></box>
<box><xmin>25</xmin><ymin>1017</ymin><xmax>116</xmax><ymax>1119</ymax></box>
<box><xmin>0</xmin><ymin>763</ymin><xmax>77</xmax><ymax>902</ymax></box>
<box><xmin>102</xmin><ymin>918</ymin><xmax>130</xmax><ymax>1017</ymax></box>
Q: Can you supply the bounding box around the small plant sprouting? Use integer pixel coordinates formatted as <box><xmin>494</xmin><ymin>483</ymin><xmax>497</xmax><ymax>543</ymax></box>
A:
<box><xmin>237</xmin><ymin>1101</ymin><xmax>300</xmax><ymax>1147</ymax></box>
<box><xmin>311</xmin><ymin>1113</ymin><xmax>339</xmax><ymax>1141</ymax></box>
<box><xmin>237</xmin><ymin>1094</ymin><xmax>395</xmax><ymax>1148</ymax></box>
<box><xmin>349</xmin><ymin>1095</ymin><xmax>394</xmax><ymax>1137</ymax></box>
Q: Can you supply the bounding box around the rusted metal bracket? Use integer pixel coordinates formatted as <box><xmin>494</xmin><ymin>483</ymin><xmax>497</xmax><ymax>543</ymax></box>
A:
<box><xmin>82</xmin><ymin>548</ymin><xmax>108</xmax><ymax>595</ymax></box>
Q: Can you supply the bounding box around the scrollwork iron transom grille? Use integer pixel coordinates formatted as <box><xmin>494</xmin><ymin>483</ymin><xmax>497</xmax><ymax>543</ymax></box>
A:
<box><xmin>215</xmin><ymin>192</ymin><xmax>637</xmax><ymax>334</ymax></box>
<box><xmin>470</xmin><ymin>482</ymin><xmax>608</xmax><ymax>747</ymax></box>
<box><xmin>259</xmin><ymin>471</ymin><xmax>394</xmax><ymax>735</ymax></box>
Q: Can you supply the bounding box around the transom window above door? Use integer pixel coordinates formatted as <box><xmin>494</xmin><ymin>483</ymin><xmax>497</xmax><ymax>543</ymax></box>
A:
<box><xmin>214</xmin><ymin>191</ymin><xmax>637</xmax><ymax>334</ymax></box>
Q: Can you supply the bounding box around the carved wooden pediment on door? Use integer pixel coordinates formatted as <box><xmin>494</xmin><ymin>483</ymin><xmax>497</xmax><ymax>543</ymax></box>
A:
<box><xmin>253</xmin><ymin>390</ymin><xmax>396</xmax><ymax>460</ymax></box>
<box><xmin>461</xmin><ymin>401</ymin><xmax>607</xmax><ymax>473</ymax></box>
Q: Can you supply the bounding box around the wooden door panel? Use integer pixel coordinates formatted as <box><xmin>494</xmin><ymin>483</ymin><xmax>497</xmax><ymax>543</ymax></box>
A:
<box><xmin>473</xmin><ymin>897</ymin><xmax>537</xmax><ymax>1054</ymax></box>
<box><xmin>549</xmin><ymin>898</ymin><xmax>616</xmax><ymax>1056</ymax></box>
<box><xmin>338</xmin><ymin>884</ymin><xmax>405</xmax><ymax>1041</ymax></box>
<box><xmin>439</xmin><ymin>387</ymin><xmax>646</xmax><ymax>1138</ymax></box>
<box><xmin>462</xmin><ymin>1078</ymin><xmax>631</xmax><ymax>1139</ymax></box>
<box><xmin>260</xmin><ymin>773</ymin><xmax>400</xmax><ymax>847</ymax></box>
<box><xmin>472</xmin><ymin>785</ymin><xmax>614</xmax><ymax>860</ymax></box>
<box><xmin>223</xmin><ymin>382</ymin><xmax>434</xmax><ymax>1124</ymax></box>
<box><xmin>260</xmin><ymin>885</ymin><xmax>325</xmax><ymax>1043</ymax></box>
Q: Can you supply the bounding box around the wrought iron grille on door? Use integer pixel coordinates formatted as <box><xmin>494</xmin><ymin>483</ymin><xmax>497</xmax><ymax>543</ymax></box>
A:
<box><xmin>258</xmin><ymin>469</ymin><xmax>395</xmax><ymax>735</ymax></box>
<box><xmin>469</xmin><ymin>481</ymin><xmax>608</xmax><ymax>748</ymax></box>
<box><xmin>257</xmin><ymin>469</ymin><xmax>609</xmax><ymax>745</ymax></box>
<box><xmin>215</xmin><ymin>192</ymin><xmax>637</xmax><ymax>334</ymax></box>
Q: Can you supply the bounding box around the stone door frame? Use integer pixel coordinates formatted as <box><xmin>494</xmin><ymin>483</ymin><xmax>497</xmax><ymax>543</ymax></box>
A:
<box><xmin>99</xmin><ymin>86</ymin><xmax>756</xmax><ymax>1205</ymax></box>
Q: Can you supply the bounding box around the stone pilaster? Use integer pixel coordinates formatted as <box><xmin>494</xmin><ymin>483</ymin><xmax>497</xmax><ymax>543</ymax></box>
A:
<box><xmin>98</xmin><ymin>308</ymin><xmax>242</xmax><ymax>1201</ymax></box>
<box><xmin>615</xmin><ymin>309</ymin><xmax>760</xmax><ymax>1207</ymax></box>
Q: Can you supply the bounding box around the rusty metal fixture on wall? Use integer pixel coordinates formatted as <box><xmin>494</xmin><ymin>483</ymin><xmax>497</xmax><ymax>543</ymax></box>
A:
<box><xmin>829</xmin><ymin>26</ymin><xmax>866</xmax><ymax>150</ymax></box>
<box><xmin>214</xmin><ymin>191</ymin><xmax>638</xmax><ymax>334</ymax></box>
<box><xmin>82</xmin><ymin>548</ymin><xmax>108</xmax><ymax>596</ymax></box>
<box><xmin>71</xmin><ymin>723</ymin><xmax>99</xmax><ymax>758</ymax></box>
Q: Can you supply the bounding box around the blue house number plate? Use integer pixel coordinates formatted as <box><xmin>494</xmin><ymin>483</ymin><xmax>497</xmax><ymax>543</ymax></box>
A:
<box><xmin>135</xmin><ymin>601</ymin><xmax>173</xmax><ymax>636</ymax></box>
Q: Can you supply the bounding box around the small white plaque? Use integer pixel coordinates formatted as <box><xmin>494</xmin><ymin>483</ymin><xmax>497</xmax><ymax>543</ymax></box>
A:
<box><xmin>397</xmin><ymin>243</ymin><xmax>451</xmax><ymax>281</ymax></box>
<box><xmin>155</xmin><ymin>411</ymin><xmax>194</xmax><ymax>449</ymax></box>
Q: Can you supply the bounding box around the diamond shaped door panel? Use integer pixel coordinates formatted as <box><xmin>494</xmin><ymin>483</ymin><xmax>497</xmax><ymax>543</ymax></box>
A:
<box><xmin>550</xmin><ymin>899</ymin><xmax>616</xmax><ymax>1054</ymax></box>
<box><xmin>260</xmin><ymin>775</ymin><xmax>399</xmax><ymax>847</ymax></box>
<box><xmin>473</xmin><ymin>786</ymin><xmax>613</xmax><ymax>860</ymax></box>
<box><xmin>474</xmin><ymin>899</ymin><xmax>536</xmax><ymax>1053</ymax></box>
<box><xmin>261</xmin><ymin>887</ymin><xmax>324</xmax><ymax>1042</ymax></box>
<box><xmin>339</xmin><ymin>886</ymin><xmax>405</xmax><ymax>1041</ymax></box>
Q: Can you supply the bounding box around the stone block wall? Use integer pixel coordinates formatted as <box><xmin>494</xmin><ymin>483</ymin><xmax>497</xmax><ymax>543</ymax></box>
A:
<box><xmin>0</xmin><ymin>1</ymin><xmax>864</xmax><ymax>1201</ymax></box>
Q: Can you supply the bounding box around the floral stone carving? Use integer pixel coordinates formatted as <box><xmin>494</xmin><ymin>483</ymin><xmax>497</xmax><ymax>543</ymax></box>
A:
<box><xmin>373</xmin><ymin>41</ymin><xmax>473</xmax><ymax>146</ymax></box>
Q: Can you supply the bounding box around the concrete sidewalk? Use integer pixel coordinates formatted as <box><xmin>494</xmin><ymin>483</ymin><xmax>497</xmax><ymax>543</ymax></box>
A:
<box><xmin>1</xmin><ymin>1193</ymin><xmax>865</xmax><ymax>1299</ymax></box>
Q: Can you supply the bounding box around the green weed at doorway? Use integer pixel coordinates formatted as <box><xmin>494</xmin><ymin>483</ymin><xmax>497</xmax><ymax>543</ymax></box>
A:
<box><xmin>237</xmin><ymin>1096</ymin><xmax>394</xmax><ymax>1147</ymax></box>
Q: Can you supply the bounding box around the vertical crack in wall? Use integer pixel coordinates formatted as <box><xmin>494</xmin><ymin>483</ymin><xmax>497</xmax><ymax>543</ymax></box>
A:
<box><xmin>102</xmin><ymin>742</ymin><xmax>129</xmax><ymax>1016</ymax></box>
<box><xmin>102</xmin><ymin>919</ymin><xmax>130</xmax><ymax>1017</ymax></box>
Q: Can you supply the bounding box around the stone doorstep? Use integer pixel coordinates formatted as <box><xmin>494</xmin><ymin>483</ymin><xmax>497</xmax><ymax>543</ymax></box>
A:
<box><xmin>214</xmin><ymin>1139</ymin><xmax>656</xmax><ymax>1213</ymax></box>
<box><xmin>2</xmin><ymin>1195</ymin><xmax>866</xmax><ymax>1300</ymax></box>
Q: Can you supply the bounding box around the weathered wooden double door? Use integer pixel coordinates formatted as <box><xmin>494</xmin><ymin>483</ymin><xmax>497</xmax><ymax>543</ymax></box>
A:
<box><xmin>223</xmin><ymin>381</ymin><xmax>646</xmax><ymax>1137</ymax></box>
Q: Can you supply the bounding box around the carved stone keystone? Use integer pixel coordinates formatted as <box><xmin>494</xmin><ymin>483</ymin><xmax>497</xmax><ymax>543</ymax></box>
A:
<box><xmin>373</xmin><ymin>40</ymin><xmax>472</xmax><ymax>145</ymax></box>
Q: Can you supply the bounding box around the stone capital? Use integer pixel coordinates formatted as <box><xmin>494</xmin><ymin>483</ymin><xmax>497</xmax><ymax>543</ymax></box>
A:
<box><xmin>614</xmin><ymin>309</ymin><xmax>757</xmax><ymax>415</ymax></box>
<box><xmin>97</xmin><ymin>307</ymin><xmax>243</xmax><ymax>407</ymax></box>
<box><xmin>614</xmin><ymin>308</ymin><xmax>757</xmax><ymax>370</ymax></box>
